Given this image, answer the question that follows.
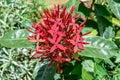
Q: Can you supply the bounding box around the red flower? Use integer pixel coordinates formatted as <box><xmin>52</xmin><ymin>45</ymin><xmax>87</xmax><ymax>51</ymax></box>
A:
<box><xmin>27</xmin><ymin>5</ymin><xmax>89</xmax><ymax>73</ymax></box>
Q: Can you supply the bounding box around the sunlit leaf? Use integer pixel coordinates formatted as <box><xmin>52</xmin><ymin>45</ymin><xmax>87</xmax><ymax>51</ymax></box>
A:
<box><xmin>0</xmin><ymin>29</ymin><xmax>34</xmax><ymax>48</ymax></box>
<box><xmin>107</xmin><ymin>0</ymin><xmax>120</xmax><ymax>19</ymax></box>
<box><xmin>79</xmin><ymin>36</ymin><xmax>118</xmax><ymax>59</ymax></box>
<box><xmin>82</xmin><ymin>60</ymin><xmax>94</xmax><ymax>72</ymax></box>
<box><xmin>82</xmin><ymin>68</ymin><xmax>94</xmax><ymax>80</ymax></box>
<box><xmin>103</xmin><ymin>26</ymin><xmax>115</xmax><ymax>39</ymax></box>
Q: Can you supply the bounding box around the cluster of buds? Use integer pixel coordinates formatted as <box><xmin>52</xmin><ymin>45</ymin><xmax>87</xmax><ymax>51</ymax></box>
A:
<box><xmin>27</xmin><ymin>5</ymin><xmax>89</xmax><ymax>73</ymax></box>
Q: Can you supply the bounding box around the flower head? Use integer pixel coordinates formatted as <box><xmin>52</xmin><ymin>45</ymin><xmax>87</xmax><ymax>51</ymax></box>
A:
<box><xmin>28</xmin><ymin>5</ymin><xmax>89</xmax><ymax>73</ymax></box>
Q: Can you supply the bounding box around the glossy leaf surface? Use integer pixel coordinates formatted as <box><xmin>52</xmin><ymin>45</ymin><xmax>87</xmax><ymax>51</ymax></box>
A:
<box><xmin>79</xmin><ymin>36</ymin><xmax>118</xmax><ymax>59</ymax></box>
<box><xmin>32</xmin><ymin>61</ymin><xmax>57</xmax><ymax>80</ymax></box>
<box><xmin>0</xmin><ymin>29</ymin><xmax>34</xmax><ymax>48</ymax></box>
<box><xmin>108</xmin><ymin>0</ymin><xmax>120</xmax><ymax>19</ymax></box>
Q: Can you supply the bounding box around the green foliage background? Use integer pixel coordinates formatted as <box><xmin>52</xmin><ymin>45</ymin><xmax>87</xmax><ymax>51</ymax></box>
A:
<box><xmin>0</xmin><ymin>0</ymin><xmax>120</xmax><ymax>80</ymax></box>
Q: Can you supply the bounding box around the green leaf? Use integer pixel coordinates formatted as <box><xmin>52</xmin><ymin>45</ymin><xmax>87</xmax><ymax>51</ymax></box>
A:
<box><xmin>82</xmin><ymin>60</ymin><xmax>94</xmax><ymax>72</ymax></box>
<box><xmin>21</xmin><ymin>20</ymin><xmax>33</xmax><ymax>28</ymax></box>
<box><xmin>79</xmin><ymin>36</ymin><xmax>118</xmax><ymax>59</ymax></box>
<box><xmin>104</xmin><ymin>16</ymin><xmax>120</xmax><ymax>27</ymax></box>
<box><xmin>0</xmin><ymin>29</ymin><xmax>34</xmax><ymax>48</ymax></box>
<box><xmin>82</xmin><ymin>27</ymin><xmax>98</xmax><ymax>36</ymax></box>
<box><xmin>87</xmin><ymin>30</ymin><xmax>98</xmax><ymax>36</ymax></box>
<box><xmin>104</xmin><ymin>58</ymin><xmax>115</xmax><ymax>66</ymax></box>
<box><xmin>95</xmin><ymin>0</ymin><xmax>106</xmax><ymax>4</ymax></box>
<box><xmin>116</xmin><ymin>30</ymin><xmax>120</xmax><ymax>37</ymax></box>
<box><xmin>71</xmin><ymin>64</ymin><xmax>81</xmax><ymax>75</ymax></box>
<box><xmin>115</xmin><ymin>54</ymin><xmax>120</xmax><ymax>63</ymax></box>
<box><xmin>94</xmin><ymin>4</ymin><xmax>110</xmax><ymax>16</ymax></box>
<box><xmin>94</xmin><ymin>64</ymin><xmax>107</xmax><ymax>77</ymax></box>
<box><xmin>65</xmin><ymin>0</ymin><xmax>80</xmax><ymax>13</ymax></box>
<box><xmin>78</xmin><ymin>2</ymin><xmax>92</xmax><ymax>16</ymax></box>
<box><xmin>82</xmin><ymin>68</ymin><xmax>94</xmax><ymax>80</ymax></box>
<box><xmin>94</xmin><ymin>4</ymin><xmax>112</xmax><ymax>36</ymax></box>
<box><xmin>103</xmin><ymin>26</ymin><xmax>115</xmax><ymax>39</ymax></box>
<box><xmin>96</xmin><ymin>16</ymin><xmax>112</xmax><ymax>36</ymax></box>
<box><xmin>82</xmin><ymin>27</ymin><xmax>93</xmax><ymax>34</ymax></box>
<box><xmin>54</xmin><ymin>73</ymin><xmax>61</xmax><ymax>80</ymax></box>
<box><xmin>32</xmin><ymin>61</ymin><xmax>57</xmax><ymax>80</ymax></box>
<box><xmin>107</xmin><ymin>0</ymin><xmax>120</xmax><ymax>19</ymax></box>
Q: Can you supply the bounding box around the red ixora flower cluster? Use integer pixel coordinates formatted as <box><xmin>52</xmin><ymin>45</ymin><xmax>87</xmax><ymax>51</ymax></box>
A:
<box><xmin>27</xmin><ymin>5</ymin><xmax>89</xmax><ymax>73</ymax></box>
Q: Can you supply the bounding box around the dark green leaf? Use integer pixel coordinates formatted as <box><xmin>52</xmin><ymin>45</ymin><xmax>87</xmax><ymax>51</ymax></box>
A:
<box><xmin>71</xmin><ymin>64</ymin><xmax>81</xmax><ymax>75</ymax></box>
<box><xmin>78</xmin><ymin>2</ymin><xmax>92</xmax><ymax>16</ymax></box>
<box><xmin>95</xmin><ymin>4</ymin><xmax>112</xmax><ymax>36</ymax></box>
<box><xmin>94</xmin><ymin>4</ymin><xmax>110</xmax><ymax>16</ymax></box>
<box><xmin>32</xmin><ymin>61</ymin><xmax>57</xmax><ymax>80</ymax></box>
<box><xmin>79</xmin><ymin>36</ymin><xmax>118</xmax><ymax>59</ymax></box>
<box><xmin>104</xmin><ymin>16</ymin><xmax>120</xmax><ymax>27</ymax></box>
<box><xmin>0</xmin><ymin>29</ymin><xmax>34</xmax><ymax>48</ymax></box>
<box><xmin>86</xmin><ymin>20</ymin><xmax>98</xmax><ymax>29</ymax></box>
<box><xmin>96</xmin><ymin>16</ymin><xmax>112</xmax><ymax>36</ymax></box>
<box><xmin>107</xmin><ymin>0</ymin><xmax>120</xmax><ymax>19</ymax></box>
<box><xmin>115</xmin><ymin>39</ymin><xmax>120</xmax><ymax>48</ymax></box>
